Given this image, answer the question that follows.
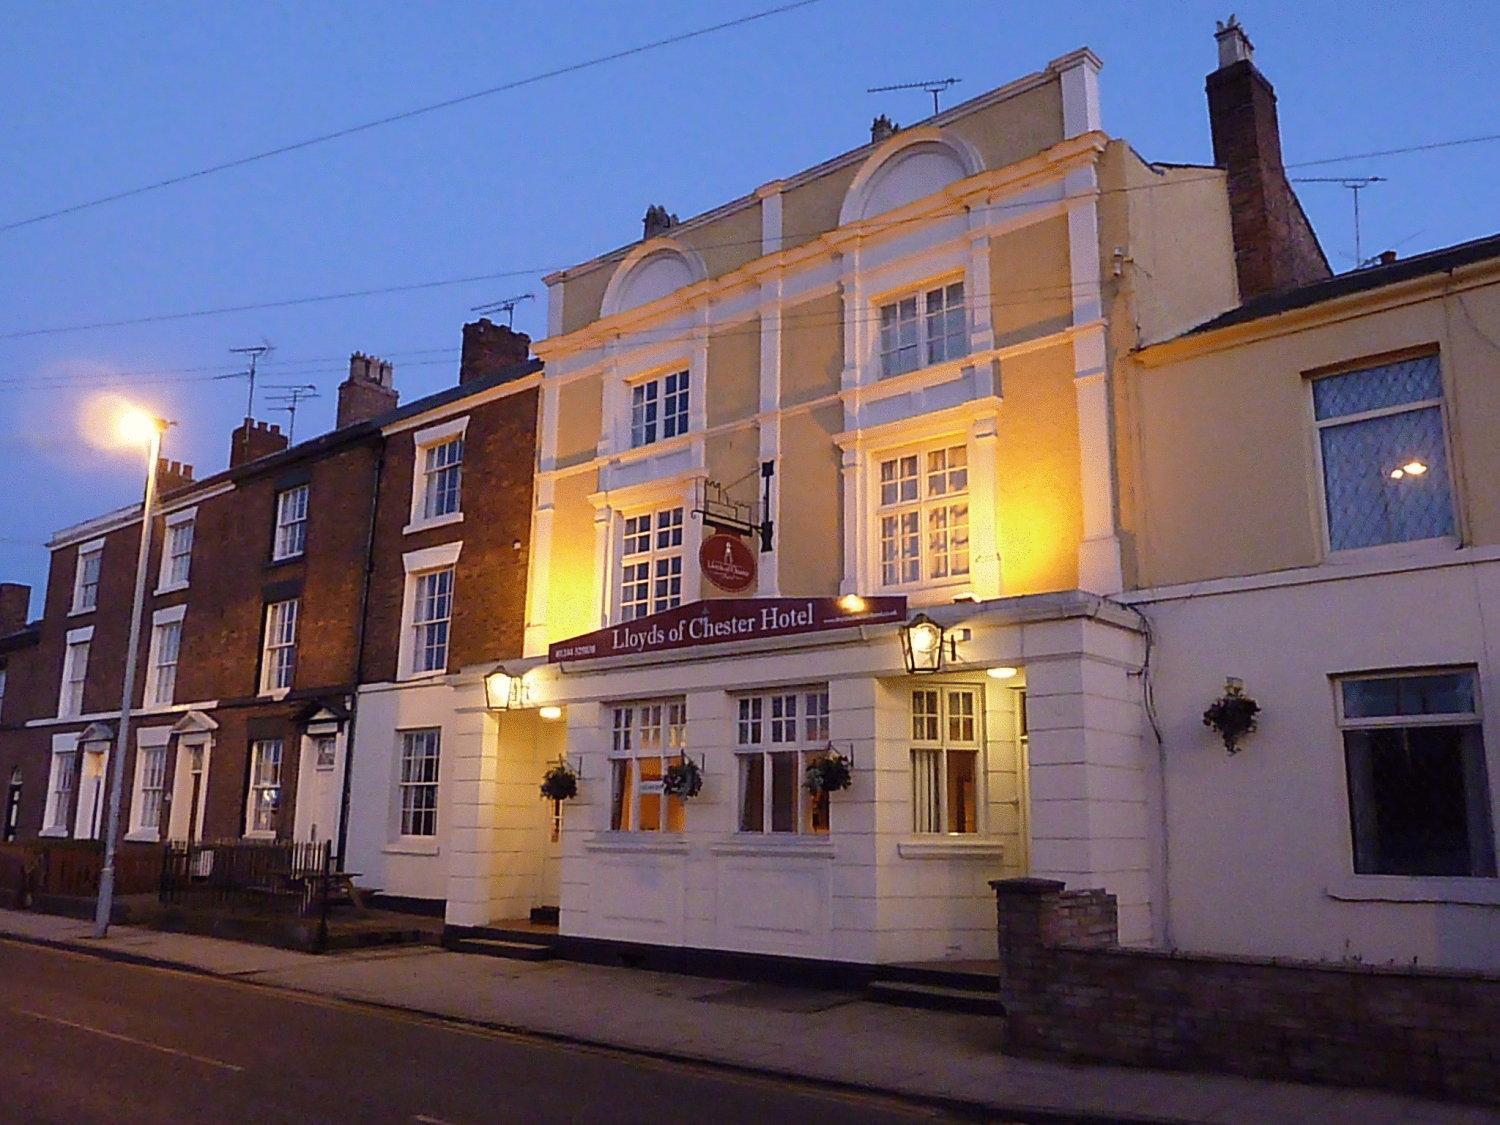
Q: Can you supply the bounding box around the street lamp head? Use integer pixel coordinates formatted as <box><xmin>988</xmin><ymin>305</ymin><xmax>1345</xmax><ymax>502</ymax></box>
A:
<box><xmin>115</xmin><ymin>406</ymin><xmax>167</xmax><ymax>447</ymax></box>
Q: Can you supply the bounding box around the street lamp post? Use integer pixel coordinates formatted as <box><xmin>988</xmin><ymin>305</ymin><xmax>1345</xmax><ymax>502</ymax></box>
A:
<box><xmin>94</xmin><ymin>410</ymin><xmax>169</xmax><ymax>938</ymax></box>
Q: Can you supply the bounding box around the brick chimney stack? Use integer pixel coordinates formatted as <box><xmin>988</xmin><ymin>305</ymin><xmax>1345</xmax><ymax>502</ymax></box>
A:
<box><xmin>156</xmin><ymin>459</ymin><xmax>195</xmax><ymax>495</ymax></box>
<box><xmin>459</xmin><ymin>319</ymin><xmax>531</xmax><ymax>386</ymax></box>
<box><xmin>1205</xmin><ymin>16</ymin><xmax>1331</xmax><ymax>301</ymax></box>
<box><xmin>229</xmin><ymin>418</ymin><xmax>289</xmax><ymax>468</ymax></box>
<box><xmin>0</xmin><ymin>583</ymin><xmax>30</xmax><ymax>635</ymax></box>
<box><xmin>337</xmin><ymin>352</ymin><xmax>399</xmax><ymax>428</ymax></box>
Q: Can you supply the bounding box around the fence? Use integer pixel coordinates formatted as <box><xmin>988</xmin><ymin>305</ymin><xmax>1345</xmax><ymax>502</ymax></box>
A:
<box><xmin>160</xmin><ymin>839</ymin><xmax>333</xmax><ymax>920</ymax></box>
<box><xmin>0</xmin><ymin>839</ymin><xmax>165</xmax><ymax>906</ymax></box>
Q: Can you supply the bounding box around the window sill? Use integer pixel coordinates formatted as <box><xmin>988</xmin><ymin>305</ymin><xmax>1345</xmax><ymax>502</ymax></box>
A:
<box><xmin>154</xmin><ymin>581</ymin><xmax>189</xmax><ymax>596</ymax></box>
<box><xmin>258</xmin><ymin>688</ymin><xmax>291</xmax><ymax>702</ymax></box>
<box><xmin>396</xmin><ymin>669</ymin><xmax>449</xmax><ymax>685</ymax></box>
<box><xmin>39</xmin><ymin>827</ymin><xmax>68</xmax><ymax>839</ymax></box>
<box><xmin>1323</xmin><ymin>536</ymin><xmax>1460</xmax><ymax>568</ymax></box>
<box><xmin>243</xmin><ymin>830</ymin><xmax>276</xmax><ymax>841</ymax></box>
<box><xmin>710</xmin><ymin>836</ymin><xmax>834</xmax><ymax>858</ymax></box>
<box><xmin>384</xmin><ymin>839</ymin><xmax>440</xmax><ymax>857</ymax></box>
<box><xmin>584</xmin><ymin>833</ymin><xmax>689</xmax><ymax>855</ymax></box>
<box><xmin>1325</xmin><ymin>874</ymin><xmax>1500</xmax><ymax>907</ymax></box>
<box><xmin>403</xmin><ymin>511</ymin><xmax>464</xmax><ymax>536</ymax></box>
<box><xmin>870</xmin><ymin>352</ymin><xmax>973</xmax><ymax>393</ymax></box>
<box><xmin>68</xmin><ymin>606</ymin><xmax>96</xmax><ymax>618</ymax></box>
<box><xmin>610</xmin><ymin>431</ymin><xmax>694</xmax><ymax>466</ymax></box>
<box><xmin>267</xmin><ymin>552</ymin><xmax>304</xmax><ymax>568</ymax></box>
<box><xmin>124</xmin><ymin>829</ymin><xmax>159</xmax><ymax>843</ymax></box>
<box><xmin>897</xmin><ymin>837</ymin><xmax>1006</xmax><ymax>860</ymax></box>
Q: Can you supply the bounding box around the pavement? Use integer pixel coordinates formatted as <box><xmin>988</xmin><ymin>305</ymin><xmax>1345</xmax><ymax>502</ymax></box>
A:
<box><xmin>0</xmin><ymin>908</ymin><xmax>1493</xmax><ymax>1124</ymax></box>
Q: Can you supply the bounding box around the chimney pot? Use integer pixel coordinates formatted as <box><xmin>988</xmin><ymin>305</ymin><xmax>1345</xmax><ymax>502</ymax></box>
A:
<box><xmin>870</xmin><ymin>114</ymin><xmax>900</xmax><ymax>144</ymax></box>
<box><xmin>1378</xmin><ymin>249</ymin><xmax>1398</xmax><ymax>266</ymax></box>
<box><xmin>643</xmin><ymin>204</ymin><xmax>679</xmax><ymax>240</ymax></box>
<box><xmin>1214</xmin><ymin>14</ymin><xmax>1254</xmax><ymax>68</ymax></box>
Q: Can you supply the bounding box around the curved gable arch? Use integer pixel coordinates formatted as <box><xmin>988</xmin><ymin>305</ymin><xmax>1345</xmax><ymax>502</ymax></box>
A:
<box><xmin>838</xmin><ymin>127</ymin><xmax>984</xmax><ymax>227</ymax></box>
<box><xmin>599</xmin><ymin>239</ymin><xmax>708</xmax><ymax>319</ymax></box>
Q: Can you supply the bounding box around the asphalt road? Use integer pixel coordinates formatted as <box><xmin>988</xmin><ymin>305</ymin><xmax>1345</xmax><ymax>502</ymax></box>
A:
<box><xmin>0</xmin><ymin>940</ymin><xmax>946</xmax><ymax>1125</ymax></box>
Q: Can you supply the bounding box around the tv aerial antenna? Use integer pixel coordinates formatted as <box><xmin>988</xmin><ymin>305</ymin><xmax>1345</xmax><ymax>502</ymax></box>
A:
<box><xmin>867</xmin><ymin>77</ymin><xmax>961</xmax><ymax>115</ymax></box>
<box><xmin>264</xmin><ymin>384</ymin><xmax>320</xmax><ymax>443</ymax></box>
<box><xmin>222</xmin><ymin>342</ymin><xmax>274</xmax><ymax>417</ymax></box>
<box><xmin>470</xmin><ymin>292</ymin><xmax>535</xmax><ymax>327</ymax></box>
<box><xmin>1292</xmin><ymin>176</ymin><xmax>1386</xmax><ymax>265</ymax></box>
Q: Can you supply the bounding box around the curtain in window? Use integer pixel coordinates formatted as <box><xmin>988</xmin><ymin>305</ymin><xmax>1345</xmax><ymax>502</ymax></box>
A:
<box><xmin>911</xmin><ymin>748</ymin><xmax>941</xmax><ymax>833</ymax></box>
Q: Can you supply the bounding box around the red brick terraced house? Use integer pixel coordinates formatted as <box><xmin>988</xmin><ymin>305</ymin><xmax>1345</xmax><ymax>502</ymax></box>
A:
<box><xmin>0</xmin><ymin>322</ymin><xmax>538</xmax><ymax>885</ymax></box>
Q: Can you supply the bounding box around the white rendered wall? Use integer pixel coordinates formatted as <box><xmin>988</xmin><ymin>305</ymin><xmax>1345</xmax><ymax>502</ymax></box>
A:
<box><xmin>1131</xmin><ymin>553</ymin><xmax>1500</xmax><ymax>972</ymax></box>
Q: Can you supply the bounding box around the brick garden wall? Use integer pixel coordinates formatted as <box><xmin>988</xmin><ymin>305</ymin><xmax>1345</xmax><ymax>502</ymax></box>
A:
<box><xmin>992</xmin><ymin>878</ymin><xmax>1500</xmax><ymax>1105</ymax></box>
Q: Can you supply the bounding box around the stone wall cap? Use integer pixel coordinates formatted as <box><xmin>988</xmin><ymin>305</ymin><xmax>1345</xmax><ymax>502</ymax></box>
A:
<box><xmin>991</xmin><ymin>877</ymin><xmax>1067</xmax><ymax>895</ymax></box>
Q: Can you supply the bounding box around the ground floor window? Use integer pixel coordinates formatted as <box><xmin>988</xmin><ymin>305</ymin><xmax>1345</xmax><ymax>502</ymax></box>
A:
<box><xmin>736</xmin><ymin>687</ymin><xmax>831</xmax><ymax>834</ymax></box>
<box><xmin>911</xmin><ymin>685</ymin><xmax>983</xmax><ymax>834</ymax></box>
<box><xmin>610</xmin><ymin>699</ymin><xmax>686</xmax><ymax>832</ymax></box>
<box><xmin>1338</xmin><ymin>669</ymin><xmax>1496</xmax><ymax>877</ymax></box>
<box><xmin>135</xmin><ymin>745</ymin><xmax>167</xmax><ymax>833</ymax></box>
<box><xmin>398</xmin><ymin>729</ymin><xmax>441</xmax><ymax>837</ymax></box>
<box><xmin>246</xmin><ymin>738</ymin><xmax>283</xmax><ymax>835</ymax></box>
<box><xmin>46</xmin><ymin>750</ymin><xmax>76</xmax><ymax>831</ymax></box>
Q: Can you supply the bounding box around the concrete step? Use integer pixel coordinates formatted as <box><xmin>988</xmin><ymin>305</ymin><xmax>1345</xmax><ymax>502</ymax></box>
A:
<box><xmin>865</xmin><ymin>979</ymin><xmax>1002</xmax><ymax>1015</ymax></box>
<box><xmin>453</xmin><ymin>936</ymin><xmax>553</xmax><ymax>962</ymax></box>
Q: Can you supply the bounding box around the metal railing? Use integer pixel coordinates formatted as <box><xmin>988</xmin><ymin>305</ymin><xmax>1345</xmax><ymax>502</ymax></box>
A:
<box><xmin>159</xmin><ymin>839</ymin><xmax>333</xmax><ymax>921</ymax></box>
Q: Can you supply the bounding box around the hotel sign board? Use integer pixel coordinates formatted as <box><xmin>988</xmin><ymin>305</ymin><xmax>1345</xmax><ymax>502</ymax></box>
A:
<box><xmin>548</xmin><ymin>596</ymin><xmax>908</xmax><ymax>663</ymax></box>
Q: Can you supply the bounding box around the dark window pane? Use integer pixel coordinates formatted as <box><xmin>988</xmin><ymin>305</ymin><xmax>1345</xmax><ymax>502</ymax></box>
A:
<box><xmin>1342</xmin><ymin>673</ymin><xmax>1475</xmax><ymax>719</ymax></box>
<box><xmin>770</xmin><ymin>752</ymin><xmax>797</xmax><ymax>833</ymax></box>
<box><xmin>1344</xmin><ymin>725</ymin><xmax>1495</xmax><ymax>876</ymax></box>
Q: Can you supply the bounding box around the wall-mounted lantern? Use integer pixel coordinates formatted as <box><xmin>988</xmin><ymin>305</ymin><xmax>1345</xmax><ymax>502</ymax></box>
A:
<box><xmin>901</xmin><ymin>614</ymin><xmax>947</xmax><ymax>675</ymax></box>
<box><xmin>484</xmin><ymin>666</ymin><xmax>533</xmax><ymax>711</ymax></box>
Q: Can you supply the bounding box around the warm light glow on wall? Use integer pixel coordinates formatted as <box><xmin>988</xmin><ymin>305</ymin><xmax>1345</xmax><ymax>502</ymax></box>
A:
<box><xmin>986</xmin><ymin>666</ymin><xmax>1019</xmax><ymax>680</ymax></box>
<box><xmin>539</xmin><ymin>705</ymin><xmax>563</xmax><ymax>721</ymax></box>
<box><xmin>837</xmin><ymin>594</ymin><xmax>867</xmax><ymax>613</ymax></box>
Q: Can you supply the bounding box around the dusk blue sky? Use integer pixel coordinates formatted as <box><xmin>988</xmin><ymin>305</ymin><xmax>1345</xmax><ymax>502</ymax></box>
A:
<box><xmin>2</xmin><ymin>1</ymin><xmax>1496</xmax><ymax>609</ymax></box>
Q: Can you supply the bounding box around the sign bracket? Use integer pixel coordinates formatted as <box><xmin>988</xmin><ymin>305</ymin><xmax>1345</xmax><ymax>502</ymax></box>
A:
<box><xmin>692</xmin><ymin>461</ymin><xmax>775</xmax><ymax>552</ymax></box>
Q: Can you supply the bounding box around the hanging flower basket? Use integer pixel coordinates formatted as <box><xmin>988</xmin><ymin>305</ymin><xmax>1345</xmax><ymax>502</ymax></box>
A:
<box><xmin>1203</xmin><ymin>680</ymin><xmax>1260</xmax><ymax>754</ymax></box>
<box><xmin>540</xmin><ymin>761</ymin><xmax>579</xmax><ymax>802</ymax></box>
<box><xmin>663</xmin><ymin>757</ymin><xmax>703</xmax><ymax>799</ymax></box>
<box><xmin>804</xmin><ymin>747</ymin><xmax>854</xmax><ymax>795</ymax></box>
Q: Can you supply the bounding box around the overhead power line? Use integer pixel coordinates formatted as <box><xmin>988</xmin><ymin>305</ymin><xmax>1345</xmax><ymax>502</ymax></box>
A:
<box><xmin>0</xmin><ymin>1</ymin><xmax>824</xmax><ymax>235</ymax></box>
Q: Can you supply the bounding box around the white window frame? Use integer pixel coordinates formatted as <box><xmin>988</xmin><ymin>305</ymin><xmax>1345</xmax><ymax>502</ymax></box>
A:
<box><xmin>410</xmin><ymin>567</ymin><xmax>454</xmax><ymax>676</ymax></box>
<box><xmin>909</xmin><ymin>684</ymin><xmax>986</xmax><ymax>835</ymax></box>
<box><xmin>628</xmin><ymin>369</ymin><xmax>691</xmax><ymax>450</ymax></box>
<box><xmin>396</xmin><ymin>728</ymin><xmax>441</xmax><ymax>838</ymax></box>
<box><xmin>405</xmin><ymin>416</ymin><xmax>470</xmax><ymax>534</ymax></box>
<box><xmin>43</xmin><ymin>740</ymin><xmax>78</xmax><ymax>837</ymax></box>
<box><xmin>735</xmin><ymin>686</ymin><xmax>832</xmax><ymax>836</ymax></box>
<box><xmin>58</xmin><ymin>625</ymin><xmax>93</xmax><ymax>719</ymax></box>
<box><xmin>608</xmin><ymin>699</ymin><xmax>688</xmax><ymax>833</ymax></box>
<box><xmin>71</xmin><ymin>539</ymin><xmax>104</xmax><ymax>614</ymax></box>
<box><xmin>272</xmin><ymin>484</ymin><xmax>309</xmax><ymax>561</ymax></box>
<box><xmin>259</xmin><ymin>599</ymin><xmax>298</xmax><ymax>697</ymax></box>
<box><xmin>144</xmin><ymin>604</ymin><xmax>186</xmax><ymax>709</ymax></box>
<box><xmin>126</xmin><ymin>728</ymin><xmax>171</xmax><ymax>841</ymax></box>
<box><xmin>1309</xmin><ymin>354</ymin><xmax>1459</xmax><ymax>557</ymax></box>
<box><xmin>398</xmin><ymin>542</ymin><xmax>463</xmax><ymax>680</ymax></box>
<box><xmin>878</xmin><ymin>279</ymin><xmax>968</xmax><ymax>379</ymax></box>
<box><xmin>245</xmin><ymin>737</ymin><xmax>283</xmax><ymax>837</ymax></box>
<box><xmin>1335</xmin><ymin>668</ymin><xmax>1496</xmax><ymax>878</ymax></box>
<box><xmin>615</xmin><ymin>504</ymin><xmax>685</xmax><ymax>623</ymax></box>
<box><xmin>156</xmin><ymin>508</ymin><xmax>196</xmax><ymax>593</ymax></box>
<box><xmin>874</xmin><ymin>438</ymin><xmax>971</xmax><ymax>593</ymax></box>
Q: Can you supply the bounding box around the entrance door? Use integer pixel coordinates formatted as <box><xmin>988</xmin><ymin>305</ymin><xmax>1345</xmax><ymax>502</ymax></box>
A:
<box><xmin>539</xmin><ymin>798</ymin><xmax>563</xmax><ymax>907</ymax></box>
<box><xmin>168</xmin><ymin>739</ymin><xmax>209</xmax><ymax>842</ymax></box>
<box><xmin>73</xmin><ymin>744</ymin><xmax>108</xmax><ymax>840</ymax></box>
<box><xmin>3</xmin><ymin>767</ymin><xmax>20</xmax><ymax>841</ymax></box>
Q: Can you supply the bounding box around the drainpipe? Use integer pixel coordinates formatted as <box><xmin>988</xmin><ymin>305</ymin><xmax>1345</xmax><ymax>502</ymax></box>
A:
<box><xmin>334</xmin><ymin>437</ymin><xmax>384</xmax><ymax>870</ymax></box>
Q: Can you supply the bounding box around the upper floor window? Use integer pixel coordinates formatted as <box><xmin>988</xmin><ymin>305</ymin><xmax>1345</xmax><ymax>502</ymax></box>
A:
<box><xmin>630</xmin><ymin>370</ymin><xmax>690</xmax><ymax>449</ymax></box>
<box><xmin>159</xmin><ymin>514</ymin><xmax>194</xmax><ymax>590</ymax></box>
<box><xmin>877</xmin><ymin>442</ymin><xmax>969</xmax><ymax>589</ymax></box>
<box><xmin>72</xmin><ymin>542</ymin><xmax>103</xmax><ymax>613</ymax></box>
<box><xmin>259</xmin><ymin>599</ymin><xmax>298</xmax><ymax>695</ymax></box>
<box><xmin>145</xmin><ymin>614</ymin><xmax>182</xmax><ymax>708</ymax></box>
<box><xmin>410</xmin><ymin>567</ymin><xmax>454</xmax><ymax>675</ymax></box>
<box><xmin>618</xmin><ymin>506</ymin><xmax>683</xmax><ymax>622</ymax></box>
<box><xmin>609</xmin><ymin>699</ymin><xmax>687</xmax><ymax>832</ymax></box>
<box><xmin>273</xmin><ymin>484</ymin><xmax>309</xmax><ymax>560</ymax></box>
<box><xmin>911</xmin><ymin>685</ymin><xmax>983</xmax><ymax>834</ymax></box>
<box><xmin>1313</xmin><ymin>355</ymin><xmax>1456</xmax><ymax>552</ymax></box>
<box><xmin>879</xmin><ymin>281</ymin><xmax>967</xmax><ymax>378</ymax></box>
<box><xmin>397</xmin><ymin>729</ymin><xmax>441</xmax><ymax>837</ymax></box>
<box><xmin>421</xmin><ymin>437</ymin><xmax>464</xmax><ymax>521</ymax></box>
<box><xmin>736</xmin><ymin>687</ymin><xmax>832</xmax><ymax>835</ymax></box>
<box><xmin>59</xmin><ymin>632</ymin><xmax>91</xmax><ymax>719</ymax></box>
<box><xmin>1338</xmin><ymin>669</ymin><xmax>1495</xmax><ymax>877</ymax></box>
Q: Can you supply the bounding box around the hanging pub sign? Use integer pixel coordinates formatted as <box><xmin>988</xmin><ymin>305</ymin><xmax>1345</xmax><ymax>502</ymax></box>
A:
<box><xmin>699</xmin><ymin>531</ymin><xmax>757</xmax><ymax>593</ymax></box>
<box><xmin>549</xmin><ymin>596</ymin><xmax>908</xmax><ymax>663</ymax></box>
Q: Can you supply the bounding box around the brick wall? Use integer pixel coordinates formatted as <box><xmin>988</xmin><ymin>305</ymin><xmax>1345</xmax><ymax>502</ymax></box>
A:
<box><xmin>991</xmin><ymin>878</ymin><xmax>1500</xmax><ymax>1105</ymax></box>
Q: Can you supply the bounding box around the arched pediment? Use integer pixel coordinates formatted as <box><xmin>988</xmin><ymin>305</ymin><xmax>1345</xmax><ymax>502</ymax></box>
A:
<box><xmin>600</xmin><ymin>239</ymin><xmax>707</xmax><ymax>318</ymax></box>
<box><xmin>839</xmin><ymin>128</ymin><xmax>984</xmax><ymax>226</ymax></box>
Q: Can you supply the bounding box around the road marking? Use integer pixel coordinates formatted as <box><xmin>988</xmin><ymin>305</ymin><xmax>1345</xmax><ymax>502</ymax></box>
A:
<box><xmin>413</xmin><ymin>1115</ymin><xmax>457</xmax><ymax>1124</ymax></box>
<box><xmin>12</xmin><ymin>1008</ymin><xmax>244</xmax><ymax>1072</ymax></box>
